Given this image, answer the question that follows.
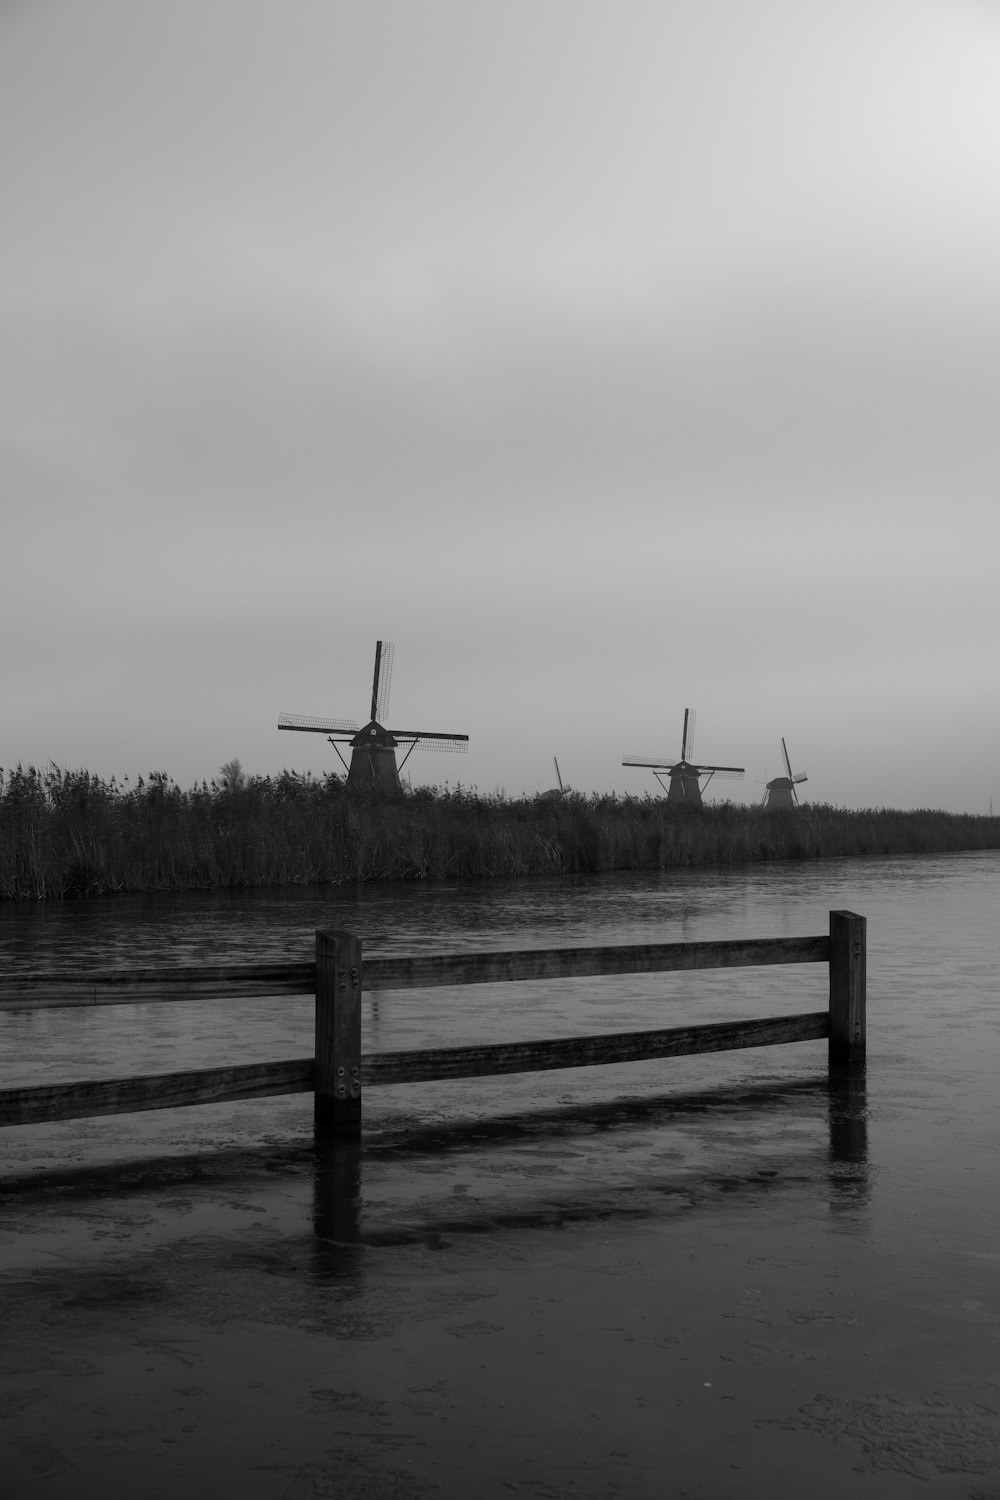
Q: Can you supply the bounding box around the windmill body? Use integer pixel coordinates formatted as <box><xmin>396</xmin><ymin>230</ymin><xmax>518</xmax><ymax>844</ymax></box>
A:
<box><xmin>664</xmin><ymin>761</ymin><xmax>708</xmax><ymax>805</ymax></box>
<box><xmin>623</xmin><ymin>708</ymin><xmax>744</xmax><ymax>807</ymax></box>
<box><xmin>278</xmin><ymin>641</ymin><xmax>468</xmax><ymax>793</ymax></box>
<box><xmin>345</xmin><ymin>722</ymin><xmax>405</xmax><ymax>791</ymax></box>
<box><xmin>762</xmin><ymin>739</ymin><xmax>808</xmax><ymax>810</ymax></box>
<box><xmin>762</xmin><ymin>777</ymin><xmax>797</xmax><ymax>811</ymax></box>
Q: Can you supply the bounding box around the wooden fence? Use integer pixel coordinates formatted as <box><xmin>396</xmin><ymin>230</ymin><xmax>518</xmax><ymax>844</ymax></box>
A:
<box><xmin>0</xmin><ymin>910</ymin><xmax>865</xmax><ymax>1135</ymax></box>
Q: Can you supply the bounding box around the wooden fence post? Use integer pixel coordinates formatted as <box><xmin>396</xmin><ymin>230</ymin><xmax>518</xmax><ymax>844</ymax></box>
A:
<box><xmin>315</xmin><ymin>929</ymin><xmax>362</xmax><ymax>1135</ymax></box>
<box><xmin>828</xmin><ymin>910</ymin><xmax>866</xmax><ymax>1068</ymax></box>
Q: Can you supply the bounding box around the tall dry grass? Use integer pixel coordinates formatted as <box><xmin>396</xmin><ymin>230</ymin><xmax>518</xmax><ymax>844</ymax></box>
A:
<box><xmin>2</xmin><ymin>762</ymin><xmax>999</xmax><ymax>900</ymax></box>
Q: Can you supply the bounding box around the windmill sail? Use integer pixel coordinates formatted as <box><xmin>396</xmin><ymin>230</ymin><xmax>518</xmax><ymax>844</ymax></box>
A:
<box><xmin>392</xmin><ymin>732</ymin><xmax>468</xmax><ymax>753</ymax></box>
<box><xmin>372</xmin><ymin>641</ymin><xmax>394</xmax><ymax>724</ymax></box>
<box><xmin>278</xmin><ymin>713</ymin><xmax>359</xmax><ymax>734</ymax></box>
<box><xmin>681</xmin><ymin>708</ymin><xmax>696</xmax><ymax>763</ymax></box>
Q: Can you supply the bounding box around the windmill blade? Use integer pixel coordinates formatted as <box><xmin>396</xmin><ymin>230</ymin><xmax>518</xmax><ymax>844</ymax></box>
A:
<box><xmin>681</xmin><ymin>708</ymin><xmax>697</xmax><ymax>762</ymax></box>
<box><xmin>392</xmin><ymin>731</ymin><xmax>468</xmax><ymax>753</ymax></box>
<box><xmin>792</xmin><ymin>772</ymin><xmax>808</xmax><ymax>784</ymax></box>
<box><xmin>782</xmin><ymin>738</ymin><xmax>793</xmax><ymax>780</ymax></box>
<box><xmin>418</xmin><ymin>740</ymin><xmax>468</xmax><ymax>754</ymax></box>
<box><xmin>278</xmin><ymin>712</ymin><xmax>359</xmax><ymax>734</ymax></box>
<box><xmin>554</xmin><ymin>757</ymin><xmax>563</xmax><ymax>793</ymax></box>
<box><xmin>369</xmin><ymin>642</ymin><xmax>382</xmax><ymax>721</ymax></box>
<box><xmin>374</xmin><ymin>640</ymin><xmax>394</xmax><ymax>723</ymax></box>
<box><xmin>369</xmin><ymin>640</ymin><xmax>395</xmax><ymax>723</ymax></box>
<box><xmin>697</xmin><ymin>765</ymin><xmax>745</xmax><ymax>778</ymax></box>
<box><xmin>623</xmin><ymin>754</ymin><xmax>672</xmax><ymax>768</ymax></box>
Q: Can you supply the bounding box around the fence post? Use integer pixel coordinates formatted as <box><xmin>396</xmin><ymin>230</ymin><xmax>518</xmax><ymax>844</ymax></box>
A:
<box><xmin>828</xmin><ymin>910</ymin><xmax>866</xmax><ymax>1068</ymax></box>
<box><xmin>315</xmin><ymin>929</ymin><xmax>362</xmax><ymax>1135</ymax></box>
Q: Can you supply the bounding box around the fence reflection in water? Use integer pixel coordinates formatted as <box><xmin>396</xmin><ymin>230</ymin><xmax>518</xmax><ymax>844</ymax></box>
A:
<box><xmin>311</xmin><ymin>1064</ymin><xmax>870</xmax><ymax>1259</ymax></box>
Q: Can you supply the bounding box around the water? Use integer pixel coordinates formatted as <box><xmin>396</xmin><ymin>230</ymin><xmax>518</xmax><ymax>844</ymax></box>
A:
<box><xmin>2</xmin><ymin>851</ymin><xmax>999</xmax><ymax>1167</ymax></box>
<box><xmin>3</xmin><ymin>853</ymin><xmax>1000</xmax><ymax>1495</ymax></box>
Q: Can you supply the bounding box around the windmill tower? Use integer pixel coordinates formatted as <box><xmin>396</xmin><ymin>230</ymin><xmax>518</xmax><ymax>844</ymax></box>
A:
<box><xmin>623</xmin><ymin>708</ymin><xmax>745</xmax><ymax>806</ymax></box>
<box><xmin>762</xmin><ymin>738</ymin><xmax>807</xmax><ymax>810</ymax></box>
<box><xmin>277</xmin><ymin>640</ymin><xmax>468</xmax><ymax>792</ymax></box>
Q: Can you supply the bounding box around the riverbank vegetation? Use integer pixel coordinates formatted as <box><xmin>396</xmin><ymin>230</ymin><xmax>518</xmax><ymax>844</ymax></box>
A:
<box><xmin>2</xmin><ymin>761</ymin><xmax>999</xmax><ymax>900</ymax></box>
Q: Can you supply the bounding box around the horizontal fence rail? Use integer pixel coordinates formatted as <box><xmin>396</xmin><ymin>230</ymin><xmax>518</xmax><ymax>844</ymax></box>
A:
<box><xmin>0</xmin><ymin>1061</ymin><xmax>316</xmax><ymax>1127</ymax></box>
<box><xmin>0</xmin><ymin>964</ymin><xmax>316</xmax><ymax>1010</ymax></box>
<box><xmin>360</xmin><ymin>1014</ymin><xmax>831</xmax><ymax>1087</ymax></box>
<box><xmin>0</xmin><ymin>913</ymin><xmax>866</xmax><ymax>1133</ymax></box>
<box><xmin>0</xmin><ymin>936</ymin><xmax>831</xmax><ymax>1011</ymax></box>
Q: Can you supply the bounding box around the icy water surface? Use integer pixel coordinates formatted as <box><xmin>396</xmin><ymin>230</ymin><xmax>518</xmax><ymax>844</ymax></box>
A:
<box><xmin>2</xmin><ymin>854</ymin><xmax>1000</xmax><ymax>1496</ymax></box>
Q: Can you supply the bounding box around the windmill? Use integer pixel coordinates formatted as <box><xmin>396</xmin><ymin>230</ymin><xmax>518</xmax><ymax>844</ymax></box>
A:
<box><xmin>277</xmin><ymin>640</ymin><xmax>468</xmax><ymax>792</ymax></box>
<box><xmin>761</xmin><ymin>738</ymin><xmax>807</xmax><ymax>810</ymax></box>
<box><xmin>538</xmin><ymin>757</ymin><xmax>566</xmax><ymax>801</ymax></box>
<box><xmin>623</xmin><ymin>708</ymin><xmax>744</xmax><ymax>806</ymax></box>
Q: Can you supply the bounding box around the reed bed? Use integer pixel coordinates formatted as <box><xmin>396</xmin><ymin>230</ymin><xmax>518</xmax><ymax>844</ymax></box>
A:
<box><xmin>2</xmin><ymin>762</ymin><xmax>999</xmax><ymax>901</ymax></box>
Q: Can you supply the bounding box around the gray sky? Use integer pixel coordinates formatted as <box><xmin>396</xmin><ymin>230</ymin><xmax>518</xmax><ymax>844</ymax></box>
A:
<box><xmin>3</xmin><ymin>0</ymin><xmax>999</xmax><ymax>811</ymax></box>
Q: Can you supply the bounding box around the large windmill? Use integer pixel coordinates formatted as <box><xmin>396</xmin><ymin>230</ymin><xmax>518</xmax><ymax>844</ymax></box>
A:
<box><xmin>761</xmin><ymin>738</ymin><xmax>807</xmax><ymax>810</ymax></box>
<box><xmin>623</xmin><ymin>708</ymin><xmax>745</xmax><ymax>806</ymax></box>
<box><xmin>277</xmin><ymin>640</ymin><xmax>468</xmax><ymax>792</ymax></box>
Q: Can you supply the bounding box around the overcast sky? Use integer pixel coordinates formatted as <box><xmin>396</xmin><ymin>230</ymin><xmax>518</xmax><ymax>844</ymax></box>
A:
<box><xmin>3</xmin><ymin>0</ymin><xmax>999</xmax><ymax>811</ymax></box>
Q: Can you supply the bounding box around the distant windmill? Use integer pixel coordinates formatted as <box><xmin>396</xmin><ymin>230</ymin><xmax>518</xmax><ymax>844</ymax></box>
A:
<box><xmin>277</xmin><ymin>640</ymin><xmax>468</xmax><ymax>792</ymax></box>
<box><xmin>538</xmin><ymin>757</ymin><xmax>566</xmax><ymax>801</ymax></box>
<box><xmin>761</xmin><ymin>738</ymin><xmax>807</xmax><ymax>810</ymax></box>
<box><xmin>623</xmin><ymin>708</ymin><xmax>745</xmax><ymax>806</ymax></box>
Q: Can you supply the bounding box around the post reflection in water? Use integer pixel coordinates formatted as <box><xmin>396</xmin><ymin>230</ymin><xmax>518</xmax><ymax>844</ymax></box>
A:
<box><xmin>311</xmin><ymin>1134</ymin><xmax>364</xmax><ymax>1279</ymax></box>
<box><xmin>309</xmin><ymin>1064</ymin><xmax>871</xmax><ymax>1253</ymax></box>
<box><xmin>827</xmin><ymin>1060</ymin><xmax>870</xmax><ymax>1226</ymax></box>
